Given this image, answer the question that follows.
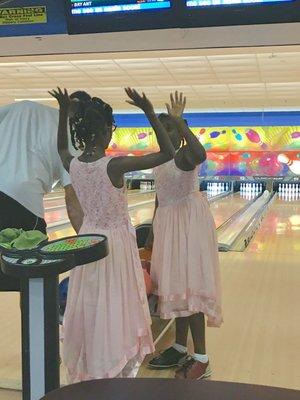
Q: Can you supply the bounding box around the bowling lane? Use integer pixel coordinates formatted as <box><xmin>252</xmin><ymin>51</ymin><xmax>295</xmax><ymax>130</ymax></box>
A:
<box><xmin>47</xmin><ymin>191</ymin><xmax>250</xmax><ymax>238</ymax></box>
<box><xmin>48</xmin><ymin>200</ymin><xmax>156</xmax><ymax>241</ymax></box>
<box><xmin>44</xmin><ymin>189</ymin><xmax>154</xmax><ymax>209</ymax></box>
<box><xmin>246</xmin><ymin>197</ymin><xmax>300</xmax><ymax>255</ymax></box>
<box><xmin>129</xmin><ymin>202</ymin><xmax>155</xmax><ymax>226</ymax></box>
<box><xmin>45</xmin><ymin>208</ymin><xmax>69</xmax><ymax>224</ymax></box>
<box><xmin>45</xmin><ymin>191</ymin><xmax>64</xmax><ymax>198</ymax></box>
<box><xmin>45</xmin><ymin>191</ymin><xmax>156</xmax><ymax>225</ymax></box>
<box><xmin>127</xmin><ymin>191</ymin><xmax>155</xmax><ymax>206</ymax></box>
<box><xmin>209</xmin><ymin>192</ymin><xmax>250</xmax><ymax>227</ymax></box>
<box><xmin>44</xmin><ymin>197</ymin><xmax>65</xmax><ymax>209</ymax></box>
<box><xmin>128</xmin><ymin>192</ymin><xmax>251</xmax><ymax>229</ymax></box>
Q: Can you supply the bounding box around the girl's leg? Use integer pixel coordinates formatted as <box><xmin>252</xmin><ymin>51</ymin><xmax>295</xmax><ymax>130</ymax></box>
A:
<box><xmin>174</xmin><ymin>313</ymin><xmax>210</xmax><ymax>379</ymax></box>
<box><xmin>188</xmin><ymin>312</ymin><xmax>206</xmax><ymax>354</ymax></box>
<box><xmin>175</xmin><ymin>317</ymin><xmax>189</xmax><ymax>347</ymax></box>
<box><xmin>148</xmin><ymin>317</ymin><xmax>189</xmax><ymax>369</ymax></box>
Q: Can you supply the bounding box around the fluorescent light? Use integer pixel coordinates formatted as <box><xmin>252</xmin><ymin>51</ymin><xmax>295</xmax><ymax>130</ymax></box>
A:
<box><xmin>14</xmin><ymin>98</ymin><xmax>56</xmax><ymax>102</ymax></box>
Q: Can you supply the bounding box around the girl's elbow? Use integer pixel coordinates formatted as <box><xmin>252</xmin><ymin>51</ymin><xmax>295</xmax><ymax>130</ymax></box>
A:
<box><xmin>167</xmin><ymin>148</ymin><xmax>175</xmax><ymax>160</ymax></box>
<box><xmin>161</xmin><ymin>150</ymin><xmax>174</xmax><ymax>162</ymax></box>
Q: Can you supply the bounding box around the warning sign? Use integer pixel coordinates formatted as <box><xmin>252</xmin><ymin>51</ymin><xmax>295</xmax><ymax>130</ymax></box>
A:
<box><xmin>0</xmin><ymin>6</ymin><xmax>47</xmax><ymax>25</ymax></box>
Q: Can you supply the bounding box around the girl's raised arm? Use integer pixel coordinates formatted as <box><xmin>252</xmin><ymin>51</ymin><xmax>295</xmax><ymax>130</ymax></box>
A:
<box><xmin>49</xmin><ymin>87</ymin><xmax>74</xmax><ymax>172</ymax></box>
<box><xmin>167</xmin><ymin>91</ymin><xmax>206</xmax><ymax>167</ymax></box>
<box><xmin>109</xmin><ymin>88</ymin><xmax>175</xmax><ymax>177</ymax></box>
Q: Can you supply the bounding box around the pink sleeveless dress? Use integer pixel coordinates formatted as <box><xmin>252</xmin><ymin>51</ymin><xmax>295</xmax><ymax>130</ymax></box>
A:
<box><xmin>151</xmin><ymin>159</ymin><xmax>223</xmax><ymax>327</ymax></box>
<box><xmin>62</xmin><ymin>156</ymin><xmax>154</xmax><ymax>382</ymax></box>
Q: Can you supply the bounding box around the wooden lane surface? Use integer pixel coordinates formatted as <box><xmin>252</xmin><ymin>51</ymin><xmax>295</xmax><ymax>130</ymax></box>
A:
<box><xmin>45</xmin><ymin>192</ymin><xmax>156</xmax><ymax>225</ymax></box>
<box><xmin>0</xmin><ymin>196</ymin><xmax>299</xmax><ymax>394</ymax></box>
<box><xmin>209</xmin><ymin>192</ymin><xmax>249</xmax><ymax>227</ymax></box>
<box><xmin>44</xmin><ymin>191</ymin><xmax>248</xmax><ymax>228</ymax></box>
<box><xmin>137</xmin><ymin>197</ymin><xmax>300</xmax><ymax>390</ymax></box>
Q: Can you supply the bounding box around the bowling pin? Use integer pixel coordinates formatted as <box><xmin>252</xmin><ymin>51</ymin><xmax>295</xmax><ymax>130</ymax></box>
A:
<box><xmin>278</xmin><ymin>154</ymin><xmax>300</xmax><ymax>176</ymax></box>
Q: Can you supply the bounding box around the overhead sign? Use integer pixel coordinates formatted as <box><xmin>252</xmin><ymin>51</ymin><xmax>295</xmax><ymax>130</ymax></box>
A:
<box><xmin>0</xmin><ymin>6</ymin><xmax>47</xmax><ymax>25</ymax></box>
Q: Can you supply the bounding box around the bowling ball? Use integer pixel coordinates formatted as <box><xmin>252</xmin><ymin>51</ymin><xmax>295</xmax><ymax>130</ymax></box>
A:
<box><xmin>59</xmin><ymin>277</ymin><xmax>69</xmax><ymax>321</ymax></box>
<box><xmin>258</xmin><ymin>152</ymin><xmax>281</xmax><ymax>176</ymax></box>
<box><xmin>141</xmin><ymin>263</ymin><xmax>153</xmax><ymax>295</ymax></box>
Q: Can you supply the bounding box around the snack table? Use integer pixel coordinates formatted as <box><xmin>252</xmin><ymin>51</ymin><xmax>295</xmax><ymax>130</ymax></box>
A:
<box><xmin>0</xmin><ymin>235</ymin><xmax>109</xmax><ymax>400</ymax></box>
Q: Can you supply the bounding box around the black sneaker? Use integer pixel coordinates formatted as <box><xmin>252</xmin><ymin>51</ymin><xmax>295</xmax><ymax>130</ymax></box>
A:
<box><xmin>148</xmin><ymin>347</ymin><xmax>187</xmax><ymax>369</ymax></box>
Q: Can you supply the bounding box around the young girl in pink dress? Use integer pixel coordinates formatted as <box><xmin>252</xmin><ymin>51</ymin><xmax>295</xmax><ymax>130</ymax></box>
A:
<box><xmin>50</xmin><ymin>87</ymin><xmax>174</xmax><ymax>382</ymax></box>
<box><xmin>148</xmin><ymin>92</ymin><xmax>223</xmax><ymax>379</ymax></box>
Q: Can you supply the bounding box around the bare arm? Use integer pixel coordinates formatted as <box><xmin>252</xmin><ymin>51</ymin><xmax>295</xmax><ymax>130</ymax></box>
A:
<box><xmin>113</xmin><ymin>110</ymin><xmax>174</xmax><ymax>174</ymax></box>
<box><xmin>64</xmin><ymin>185</ymin><xmax>83</xmax><ymax>234</ymax></box>
<box><xmin>49</xmin><ymin>88</ymin><xmax>73</xmax><ymax>172</ymax></box>
<box><xmin>166</xmin><ymin>91</ymin><xmax>206</xmax><ymax>169</ymax></box>
<box><xmin>108</xmin><ymin>89</ymin><xmax>174</xmax><ymax>185</ymax></box>
<box><xmin>175</xmin><ymin>118</ymin><xmax>207</xmax><ymax>167</ymax></box>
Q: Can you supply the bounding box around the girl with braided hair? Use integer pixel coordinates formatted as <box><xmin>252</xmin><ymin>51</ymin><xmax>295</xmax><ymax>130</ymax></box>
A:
<box><xmin>49</xmin><ymin>87</ymin><xmax>174</xmax><ymax>381</ymax></box>
<box><xmin>68</xmin><ymin>91</ymin><xmax>117</xmax><ymax>152</ymax></box>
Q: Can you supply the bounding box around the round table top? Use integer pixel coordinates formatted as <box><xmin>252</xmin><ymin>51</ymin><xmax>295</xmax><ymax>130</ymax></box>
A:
<box><xmin>40</xmin><ymin>379</ymin><xmax>299</xmax><ymax>400</ymax></box>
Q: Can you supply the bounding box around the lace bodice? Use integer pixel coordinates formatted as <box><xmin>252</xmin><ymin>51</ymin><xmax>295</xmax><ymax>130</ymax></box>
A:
<box><xmin>70</xmin><ymin>157</ymin><xmax>129</xmax><ymax>230</ymax></box>
<box><xmin>154</xmin><ymin>159</ymin><xmax>199</xmax><ymax>207</ymax></box>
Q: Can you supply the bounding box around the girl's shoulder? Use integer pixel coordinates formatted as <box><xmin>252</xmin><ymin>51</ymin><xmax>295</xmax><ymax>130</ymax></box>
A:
<box><xmin>174</xmin><ymin>149</ymin><xmax>195</xmax><ymax>172</ymax></box>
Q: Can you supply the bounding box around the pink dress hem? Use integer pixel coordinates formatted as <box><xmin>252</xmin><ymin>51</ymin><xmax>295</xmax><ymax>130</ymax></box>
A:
<box><xmin>66</xmin><ymin>338</ymin><xmax>153</xmax><ymax>382</ymax></box>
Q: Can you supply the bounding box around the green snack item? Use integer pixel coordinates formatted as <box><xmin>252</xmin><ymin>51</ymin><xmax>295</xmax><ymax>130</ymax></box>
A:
<box><xmin>0</xmin><ymin>242</ymin><xmax>13</xmax><ymax>249</ymax></box>
<box><xmin>12</xmin><ymin>231</ymin><xmax>48</xmax><ymax>250</ymax></box>
<box><xmin>0</xmin><ymin>228</ymin><xmax>23</xmax><ymax>243</ymax></box>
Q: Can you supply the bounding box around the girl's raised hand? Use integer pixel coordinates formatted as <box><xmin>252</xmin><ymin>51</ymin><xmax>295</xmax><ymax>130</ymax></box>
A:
<box><xmin>48</xmin><ymin>87</ymin><xmax>71</xmax><ymax>110</ymax></box>
<box><xmin>125</xmin><ymin>88</ymin><xmax>154</xmax><ymax>114</ymax></box>
<box><xmin>166</xmin><ymin>91</ymin><xmax>186</xmax><ymax>118</ymax></box>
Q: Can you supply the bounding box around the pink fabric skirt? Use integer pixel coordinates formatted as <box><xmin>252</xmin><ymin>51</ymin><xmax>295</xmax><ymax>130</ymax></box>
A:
<box><xmin>62</xmin><ymin>223</ymin><xmax>154</xmax><ymax>383</ymax></box>
<box><xmin>151</xmin><ymin>192</ymin><xmax>223</xmax><ymax>327</ymax></box>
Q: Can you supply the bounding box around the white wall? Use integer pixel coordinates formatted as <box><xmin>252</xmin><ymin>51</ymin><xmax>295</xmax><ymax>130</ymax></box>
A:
<box><xmin>1</xmin><ymin>23</ymin><xmax>300</xmax><ymax>56</ymax></box>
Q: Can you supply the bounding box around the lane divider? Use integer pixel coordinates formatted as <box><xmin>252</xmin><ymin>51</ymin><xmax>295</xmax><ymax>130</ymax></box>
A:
<box><xmin>218</xmin><ymin>191</ymin><xmax>272</xmax><ymax>252</ymax></box>
<box><xmin>231</xmin><ymin>192</ymin><xmax>277</xmax><ymax>252</ymax></box>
